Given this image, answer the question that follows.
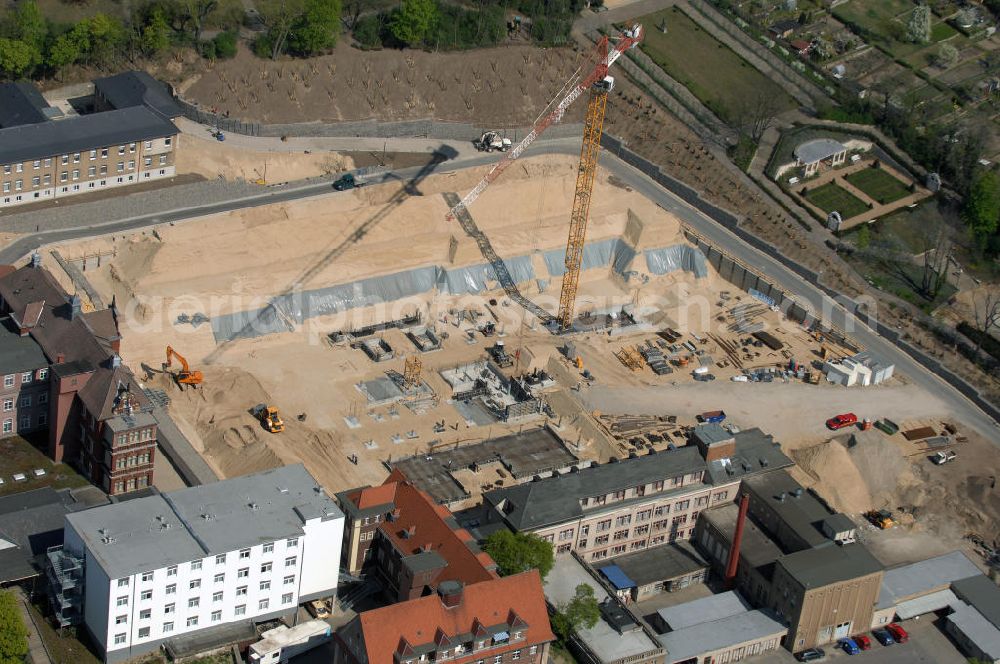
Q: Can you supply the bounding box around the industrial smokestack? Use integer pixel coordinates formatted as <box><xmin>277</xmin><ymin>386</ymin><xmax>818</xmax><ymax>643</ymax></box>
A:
<box><xmin>725</xmin><ymin>494</ymin><xmax>750</xmax><ymax>590</ymax></box>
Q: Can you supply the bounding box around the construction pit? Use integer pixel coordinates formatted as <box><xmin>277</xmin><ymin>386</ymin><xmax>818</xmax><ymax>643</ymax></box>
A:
<box><xmin>39</xmin><ymin>153</ymin><xmax>970</xmax><ymax>506</ymax></box>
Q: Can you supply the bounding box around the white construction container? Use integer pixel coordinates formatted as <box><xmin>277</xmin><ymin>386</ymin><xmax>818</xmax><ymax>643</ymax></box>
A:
<box><xmin>249</xmin><ymin>620</ymin><xmax>332</xmax><ymax>664</ymax></box>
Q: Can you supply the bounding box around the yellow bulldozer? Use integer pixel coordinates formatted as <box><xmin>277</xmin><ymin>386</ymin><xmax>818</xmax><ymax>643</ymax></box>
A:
<box><xmin>253</xmin><ymin>404</ymin><xmax>284</xmax><ymax>433</ymax></box>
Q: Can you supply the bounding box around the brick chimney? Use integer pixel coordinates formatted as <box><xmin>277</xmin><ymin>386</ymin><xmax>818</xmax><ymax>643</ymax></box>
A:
<box><xmin>438</xmin><ymin>580</ymin><xmax>463</xmax><ymax>608</ymax></box>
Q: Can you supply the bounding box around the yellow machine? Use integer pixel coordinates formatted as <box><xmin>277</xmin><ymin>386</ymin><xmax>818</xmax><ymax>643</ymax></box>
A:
<box><xmin>865</xmin><ymin>510</ymin><xmax>894</xmax><ymax>529</ymax></box>
<box><xmin>259</xmin><ymin>406</ymin><xmax>284</xmax><ymax>433</ymax></box>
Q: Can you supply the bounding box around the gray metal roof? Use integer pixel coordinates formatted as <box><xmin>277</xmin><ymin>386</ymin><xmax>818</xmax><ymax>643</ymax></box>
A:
<box><xmin>702</xmin><ymin>503</ymin><xmax>782</xmax><ymax>572</ymax></box>
<box><xmin>658</xmin><ymin>609</ymin><xmax>787</xmax><ymax>663</ymax></box>
<box><xmin>93</xmin><ymin>71</ymin><xmax>182</xmax><ymax>118</ymax></box>
<box><xmin>0</xmin><ymin>317</ymin><xmax>49</xmax><ymax>375</ymax></box>
<box><xmin>794</xmin><ymin>138</ymin><xmax>847</xmax><ymax>165</ymax></box>
<box><xmin>655</xmin><ymin>591</ymin><xmax>749</xmax><ymax>631</ymax></box>
<box><xmin>485</xmin><ymin>429</ymin><xmax>792</xmax><ymax>531</ymax></box>
<box><xmin>953</xmin><ymin>575</ymin><xmax>1000</xmax><ymax>629</ymax></box>
<box><xmin>105</xmin><ymin>411</ymin><xmax>157</xmax><ymax>433</ymax></box>
<box><xmin>744</xmin><ymin>469</ymin><xmax>833</xmax><ymax>550</ymax></box>
<box><xmin>66</xmin><ymin>464</ymin><xmax>342</xmax><ymax>579</ymax></box>
<box><xmin>946</xmin><ymin>604</ymin><xmax>1000</xmax><ymax>662</ymax></box>
<box><xmin>0</xmin><ymin>82</ymin><xmax>50</xmax><ymax>128</ymax></box>
<box><xmin>876</xmin><ymin>550</ymin><xmax>981</xmax><ymax>609</ymax></box>
<box><xmin>777</xmin><ymin>542</ymin><xmax>882</xmax><ymax>589</ymax></box>
<box><xmin>0</xmin><ymin>106</ymin><xmax>177</xmax><ymax>165</ymax></box>
<box><xmin>597</xmin><ymin>540</ymin><xmax>707</xmax><ymax>588</ymax></box>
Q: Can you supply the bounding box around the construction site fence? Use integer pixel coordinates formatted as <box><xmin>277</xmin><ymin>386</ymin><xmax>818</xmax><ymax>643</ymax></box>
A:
<box><xmin>176</xmin><ymin>96</ymin><xmax>584</xmax><ymax>141</ymax></box>
<box><xmin>601</xmin><ymin>133</ymin><xmax>1000</xmax><ymax>425</ymax></box>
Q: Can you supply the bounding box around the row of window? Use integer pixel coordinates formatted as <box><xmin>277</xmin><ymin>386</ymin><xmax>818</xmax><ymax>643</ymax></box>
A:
<box><xmin>3</xmin><ymin>392</ymin><xmax>47</xmax><ymax>411</ymax></box>
<box><xmin>114</xmin><ymin>427</ymin><xmax>155</xmax><ymax>447</ymax></box>
<box><xmin>580</xmin><ymin>472</ymin><xmax>707</xmax><ymax>508</ymax></box>
<box><xmin>2</xmin><ymin>139</ymin><xmax>173</xmax><ymax>176</ymax></box>
<box><xmin>402</xmin><ymin>646</ymin><xmax>537</xmax><ymax>664</ymax></box>
<box><xmin>2</xmin><ymin>156</ymin><xmax>170</xmax><ymax>193</ymax></box>
<box><xmin>2</xmin><ymin>369</ymin><xmax>47</xmax><ymax>388</ymax></box>
<box><xmin>119</xmin><ymin>582</ymin><xmax>295</xmax><ymax>613</ymax></box>
<box><xmin>111</xmin><ymin>595</ymin><xmax>290</xmax><ymax>645</ymax></box>
<box><xmin>2</xmin><ymin>171</ymin><xmax>171</xmax><ymax>205</ymax></box>
<box><xmin>1</xmin><ymin>413</ymin><xmax>45</xmax><ymax>433</ymax></box>
<box><xmin>113</xmin><ymin>452</ymin><xmax>152</xmax><ymax>470</ymax></box>
<box><xmin>587</xmin><ymin>529</ymin><xmax>694</xmax><ymax>560</ymax></box>
<box><xmin>116</xmin><ymin>540</ymin><xmax>300</xmax><ymax>586</ymax></box>
<box><xmin>111</xmin><ymin>475</ymin><xmax>149</xmax><ymax>494</ymax></box>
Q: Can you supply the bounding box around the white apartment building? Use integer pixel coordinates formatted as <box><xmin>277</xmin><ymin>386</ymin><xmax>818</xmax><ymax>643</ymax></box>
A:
<box><xmin>53</xmin><ymin>464</ymin><xmax>344</xmax><ymax>663</ymax></box>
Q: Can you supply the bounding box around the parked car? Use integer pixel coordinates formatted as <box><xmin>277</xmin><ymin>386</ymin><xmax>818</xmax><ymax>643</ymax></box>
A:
<box><xmin>795</xmin><ymin>648</ymin><xmax>825</xmax><ymax>662</ymax></box>
<box><xmin>932</xmin><ymin>450</ymin><xmax>957</xmax><ymax>464</ymax></box>
<box><xmin>886</xmin><ymin>623</ymin><xmax>909</xmax><ymax>643</ymax></box>
<box><xmin>854</xmin><ymin>635</ymin><xmax>872</xmax><ymax>651</ymax></box>
<box><xmin>872</xmin><ymin>628</ymin><xmax>895</xmax><ymax>646</ymax></box>
<box><xmin>838</xmin><ymin>638</ymin><xmax>860</xmax><ymax>655</ymax></box>
<box><xmin>826</xmin><ymin>412</ymin><xmax>858</xmax><ymax>430</ymax></box>
<box><xmin>307</xmin><ymin>599</ymin><xmax>331</xmax><ymax>619</ymax></box>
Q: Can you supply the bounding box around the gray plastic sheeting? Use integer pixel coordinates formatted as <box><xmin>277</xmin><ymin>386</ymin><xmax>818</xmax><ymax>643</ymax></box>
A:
<box><xmin>543</xmin><ymin>238</ymin><xmax>637</xmax><ymax>277</ymax></box>
<box><xmin>437</xmin><ymin>256</ymin><xmax>535</xmax><ymax>295</ymax></box>
<box><xmin>644</xmin><ymin>245</ymin><xmax>708</xmax><ymax>278</ymax></box>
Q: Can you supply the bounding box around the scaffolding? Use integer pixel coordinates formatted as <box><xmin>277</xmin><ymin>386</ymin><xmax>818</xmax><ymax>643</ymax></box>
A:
<box><xmin>403</xmin><ymin>355</ymin><xmax>422</xmax><ymax>389</ymax></box>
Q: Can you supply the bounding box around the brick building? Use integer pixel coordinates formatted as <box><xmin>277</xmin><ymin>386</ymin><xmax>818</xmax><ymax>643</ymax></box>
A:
<box><xmin>333</xmin><ymin>572</ymin><xmax>554</xmax><ymax>664</ymax></box>
<box><xmin>337</xmin><ymin>470</ymin><xmax>498</xmax><ymax>602</ymax></box>
<box><xmin>481</xmin><ymin>426</ymin><xmax>793</xmax><ymax>562</ymax></box>
<box><xmin>0</xmin><ymin>72</ymin><xmax>179</xmax><ymax>209</ymax></box>
<box><xmin>0</xmin><ymin>257</ymin><xmax>157</xmax><ymax>495</ymax></box>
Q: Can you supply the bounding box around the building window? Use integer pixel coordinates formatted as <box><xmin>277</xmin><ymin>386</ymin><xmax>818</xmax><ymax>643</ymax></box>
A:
<box><xmin>32</xmin><ymin>160</ymin><xmax>39</xmax><ymax>169</ymax></box>
<box><xmin>138</xmin><ymin>627</ymin><xmax>150</xmax><ymax>639</ymax></box>
<box><xmin>258</xmin><ymin>599</ymin><xmax>269</xmax><ymax>611</ymax></box>
<box><xmin>512</xmin><ymin>651</ymin><xmax>520</xmax><ymax>661</ymax></box>
<box><xmin>144</xmin><ymin>140</ymin><xmax>152</xmax><ymax>149</ymax></box>
<box><xmin>13</xmin><ymin>180</ymin><xmax>20</xmax><ymax>191</ymax></box>
<box><xmin>613</xmin><ymin>529</ymin><xmax>629</xmax><ymax>541</ymax></box>
<box><xmin>163</xmin><ymin>621</ymin><xmax>173</xmax><ymax>633</ymax></box>
<box><xmin>281</xmin><ymin>593</ymin><xmax>292</xmax><ymax>605</ymax></box>
<box><xmin>141</xmin><ymin>571</ymin><xmax>153</xmax><ymax>582</ymax></box>
<box><xmin>239</xmin><ymin>548</ymin><xmax>251</xmax><ymax>559</ymax></box>
<box><xmin>166</xmin><ymin>583</ymin><xmax>176</xmax><ymax>595</ymax></box>
<box><xmin>37</xmin><ymin>368</ymin><xmax>48</xmax><ymax>381</ymax></box>
<box><xmin>117</xmin><ymin>578</ymin><xmax>129</xmax><ymax>588</ymax></box>
<box><xmin>60</xmin><ymin>172</ymin><xmax>67</xmax><ymax>183</ymax></box>
<box><xmin>615</xmin><ymin>515</ymin><xmax>631</xmax><ymax>527</ymax></box>
<box><xmin>167</xmin><ymin>565</ymin><xmax>177</xmax><ymax>577</ymax></box>
<box><xmin>211</xmin><ymin>610</ymin><xmax>222</xmax><ymax>623</ymax></box>
<box><xmin>235</xmin><ymin>605</ymin><xmax>246</xmax><ymax>616</ymax></box>
<box><xmin>578</xmin><ymin>539</ymin><xmax>588</xmax><ymax>548</ymax></box>
<box><xmin>188</xmin><ymin>598</ymin><xmax>199</xmax><ymax>608</ymax></box>
<box><xmin>43</xmin><ymin>174</ymin><xmax>50</xmax><ymax>185</ymax></box>
<box><xmin>118</xmin><ymin>146</ymin><xmax>125</xmax><ymax>156</ymax></box>
<box><xmin>115</xmin><ymin>615</ymin><xmax>127</xmax><ymax>625</ymax></box>
<box><xmin>2</xmin><ymin>420</ymin><xmax>11</xmax><ymax>434</ymax></box>
<box><xmin>159</xmin><ymin>154</ymin><xmax>167</xmax><ymax>165</ymax></box>
<box><xmin>18</xmin><ymin>415</ymin><xmax>29</xmax><ymax>430</ymax></box>
<box><xmin>114</xmin><ymin>634</ymin><xmax>126</xmax><ymax>645</ymax></box>
<box><xmin>214</xmin><ymin>573</ymin><xmax>225</xmax><ymax>584</ymax></box>
<box><xmin>37</xmin><ymin>413</ymin><xmax>46</xmax><ymax>426</ymax></box>
<box><xmin>2</xmin><ymin>183</ymin><xmax>8</xmax><ymax>193</ymax></box>
<box><xmin>263</xmin><ymin>543</ymin><xmax>274</xmax><ymax>554</ymax></box>
<box><xmin>31</xmin><ymin>176</ymin><xmax>39</xmax><ymax>187</ymax></box>
<box><xmin>529</xmin><ymin>646</ymin><xmax>537</xmax><ymax>655</ymax></box>
<box><xmin>116</xmin><ymin>596</ymin><xmax>128</xmax><ymax>607</ymax></box>
<box><xmin>213</xmin><ymin>591</ymin><xmax>223</xmax><ymax>603</ymax></box>
<box><xmin>73</xmin><ymin>153</ymin><xmax>80</xmax><ymax>163</ymax></box>
<box><xmin>237</xmin><ymin>568</ymin><xmax>249</xmax><ymax>579</ymax></box>
<box><xmin>3</xmin><ymin>399</ymin><xmax>12</xmax><ymax>412</ymax></box>
<box><xmin>60</xmin><ymin>155</ymin><xmax>68</xmax><ymax>165</ymax></box>
<box><xmin>191</xmin><ymin>560</ymin><xmax>203</xmax><ymax>571</ymax></box>
<box><xmin>260</xmin><ymin>562</ymin><xmax>272</xmax><ymax>574</ymax></box>
<box><xmin>284</xmin><ymin>556</ymin><xmax>296</xmax><ymax>568</ymax></box>
<box><xmin>283</xmin><ymin>575</ymin><xmax>294</xmax><ymax>586</ymax></box>
<box><xmin>129</xmin><ymin>143</ymin><xmax>136</xmax><ymax>153</ymax></box>
<box><xmin>89</xmin><ymin>149</ymin><xmax>96</xmax><ymax>160</ymax></box>
<box><xmin>165</xmin><ymin>137</ymin><xmax>172</xmax><ymax>146</ymax></box>
<box><xmin>164</xmin><ymin>603</ymin><xmax>174</xmax><ymax>614</ymax></box>
<box><xmin>186</xmin><ymin>617</ymin><xmax>198</xmax><ymax>627</ymax></box>
<box><xmin>216</xmin><ymin>554</ymin><xmax>226</xmax><ymax>565</ymax></box>
<box><xmin>189</xmin><ymin>579</ymin><xmax>201</xmax><ymax>590</ymax></box>
<box><xmin>100</xmin><ymin>165</ymin><xmax>107</xmax><ymax>176</ymax></box>
<box><xmin>88</xmin><ymin>166</ymin><xmax>96</xmax><ymax>177</ymax></box>
<box><xmin>128</xmin><ymin>160</ymin><xmax>135</xmax><ymax>171</ymax></box>
<box><xmin>286</xmin><ymin>537</ymin><xmax>298</xmax><ymax>548</ymax></box>
<box><xmin>117</xmin><ymin>162</ymin><xmax>124</xmax><ymax>174</ymax></box>
<box><xmin>141</xmin><ymin>590</ymin><xmax>152</xmax><ymax>601</ymax></box>
<box><xmin>236</xmin><ymin>586</ymin><xmax>247</xmax><ymax>597</ymax></box>
<box><xmin>144</xmin><ymin>157</ymin><xmax>152</xmax><ymax>167</ymax></box>
<box><xmin>259</xmin><ymin>581</ymin><xmax>270</xmax><ymax>591</ymax></box>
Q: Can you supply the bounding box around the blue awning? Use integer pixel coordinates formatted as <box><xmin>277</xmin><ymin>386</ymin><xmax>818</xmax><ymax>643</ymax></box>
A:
<box><xmin>599</xmin><ymin>564</ymin><xmax>637</xmax><ymax>590</ymax></box>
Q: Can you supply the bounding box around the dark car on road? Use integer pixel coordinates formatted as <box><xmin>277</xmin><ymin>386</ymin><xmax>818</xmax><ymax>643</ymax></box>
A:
<box><xmin>795</xmin><ymin>648</ymin><xmax>825</xmax><ymax>662</ymax></box>
<box><xmin>872</xmin><ymin>628</ymin><xmax>895</xmax><ymax>646</ymax></box>
<box><xmin>886</xmin><ymin>623</ymin><xmax>909</xmax><ymax>643</ymax></box>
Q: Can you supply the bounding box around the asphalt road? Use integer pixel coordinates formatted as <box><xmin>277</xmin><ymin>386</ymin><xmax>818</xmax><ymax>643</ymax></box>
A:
<box><xmin>1</xmin><ymin>137</ymin><xmax>997</xmax><ymax>443</ymax></box>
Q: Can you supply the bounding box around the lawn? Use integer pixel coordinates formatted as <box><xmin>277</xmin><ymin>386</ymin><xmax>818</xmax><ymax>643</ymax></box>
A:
<box><xmin>0</xmin><ymin>434</ymin><xmax>89</xmax><ymax>498</ymax></box>
<box><xmin>636</xmin><ymin>7</ymin><xmax>795</xmax><ymax>123</ymax></box>
<box><xmin>833</xmin><ymin>0</ymin><xmax>915</xmax><ymax>39</ymax></box>
<box><xmin>804</xmin><ymin>182</ymin><xmax>871</xmax><ymax>219</ymax></box>
<box><xmin>844</xmin><ymin>167</ymin><xmax>912</xmax><ymax>204</ymax></box>
<box><xmin>28</xmin><ymin>602</ymin><xmax>103</xmax><ymax>664</ymax></box>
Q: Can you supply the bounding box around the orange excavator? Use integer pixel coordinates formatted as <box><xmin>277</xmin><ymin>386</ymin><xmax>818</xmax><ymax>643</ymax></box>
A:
<box><xmin>164</xmin><ymin>346</ymin><xmax>204</xmax><ymax>387</ymax></box>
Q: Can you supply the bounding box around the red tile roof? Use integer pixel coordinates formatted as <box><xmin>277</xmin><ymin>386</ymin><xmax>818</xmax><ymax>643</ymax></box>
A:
<box><xmin>356</xmin><ymin>571</ymin><xmax>554</xmax><ymax>664</ymax></box>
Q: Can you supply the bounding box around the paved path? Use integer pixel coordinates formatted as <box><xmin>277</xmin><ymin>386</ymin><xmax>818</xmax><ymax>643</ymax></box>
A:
<box><xmin>12</xmin><ymin>588</ymin><xmax>51</xmax><ymax>664</ymax></box>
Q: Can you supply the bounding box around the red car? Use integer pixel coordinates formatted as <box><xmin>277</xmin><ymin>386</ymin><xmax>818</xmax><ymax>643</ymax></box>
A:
<box><xmin>886</xmin><ymin>623</ymin><xmax>908</xmax><ymax>643</ymax></box>
<box><xmin>826</xmin><ymin>413</ymin><xmax>858</xmax><ymax>430</ymax></box>
<box><xmin>854</xmin><ymin>635</ymin><xmax>872</xmax><ymax>651</ymax></box>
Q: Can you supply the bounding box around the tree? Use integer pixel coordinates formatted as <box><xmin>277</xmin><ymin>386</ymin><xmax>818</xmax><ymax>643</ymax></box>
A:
<box><xmin>140</xmin><ymin>9</ymin><xmax>171</xmax><ymax>56</ymax></box>
<box><xmin>82</xmin><ymin>14</ymin><xmax>127</xmax><ymax>67</ymax></box>
<box><xmin>12</xmin><ymin>1</ymin><xmax>48</xmax><ymax>52</ymax></box>
<box><xmin>213</xmin><ymin>30</ymin><xmax>237</xmax><ymax>58</ymax></box>
<box><xmin>0</xmin><ymin>591</ymin><xmax>28</xmax><ymax>664</ymax></box>
<box><xmin>256</xmin><ymin>0</ymin><xmax>306</xmax><ymax>59</ymax></box>
<box><xmin>970</xmin><ymin>288</ymin><xmax>1000</xmax><ymax>357</ymax></box>
<box><xmin>483</xmin><ymin>530</ymin><xmax>554</xmax><ymax>579</ymax></box>
<box><xmin>736</xmin><ymin>91</ymin><xmax>781</xmax><ymax>144</ymax></box>
<box><xmin>963</xmin><ymin>171</ymin><xmax>1000</xmax><ymax>249</ymax></box>
<box><xmin>0</xmin><ymin>38</ymin><xmax>41</xmax><ymax>78</ymax></box>
<box><xmin>288</xmin><ymin>0</ymin><xmax>341</xmax><ymax>55</ymax></box>
<box><xmin>353</xmin><ymin>13</ymin><xmax>385</xmax><ymax>48</ymax></box>
<box><xmin>390</xmin><ymin>0</ymin><xmax>438</xmax><ymax>46</ymax></box>
<box><xmin>919</xmin><ymin>223</ymin><xmax>951</xmax><ymax>300</ymax></box>
<box><xmin>856</xmin><ymin>222</ymin><xmax>871</xmax><ymax>250</ymax></box>
<box><xmin>906</xmin><ymin>5</ymin><xmax>931</xmax><ymax>44</ymax></box>
<box><xmin>180</xmin><ymin>0</ymin><xmax>218</xmax><ymax>44</ymax></box>
<box><xmin>47</xmin><ymin>25</ymin><xmax>88</xmax><ymax>74</ymax></box>
<box><xmin>936</xmin><ymin>42</ymin><xmax>959</xmax><ymax>68</ymax></box>
<box><xmin>551</xmin><ymin>584</ymin><xmax>600</xmax><ymax>641</ymax></box>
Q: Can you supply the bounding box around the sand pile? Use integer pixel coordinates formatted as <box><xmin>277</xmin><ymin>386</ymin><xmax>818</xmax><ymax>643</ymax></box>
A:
<box><xmin>174</xmin><ymin>134</ymin><xmax>354</xmax><ymax>183</ymax></box>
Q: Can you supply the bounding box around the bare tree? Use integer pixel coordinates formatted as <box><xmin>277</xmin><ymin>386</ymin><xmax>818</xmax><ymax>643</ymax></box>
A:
<box><xmin>919</xmin><ymin>224</ymin><xmax>951</xmax><ymax>301</ymax></box>
<box><xmin>737</xmin><ymin>92</ymin><xmax>781</xmax><ymax>144</ymax></box>
<box><xmin>971</xmin><ymin>288</ymin><xmax>1000</xmax><ymax>357</ymax></box>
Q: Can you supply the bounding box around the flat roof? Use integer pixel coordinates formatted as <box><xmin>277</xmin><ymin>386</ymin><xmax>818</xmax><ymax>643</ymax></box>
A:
<box><xmin>745</xmin><ymin>469</ymin><xmax>833</xmax><ymax>550</ymax></box>
<box><xmin>391</xmin><ymin>427</ymin><xmax>575</xmax><ymax>504</ymax></box>
<box><xmin>658</xmin><ymin>610</ymin><xmax>787</xmax><ymax>664</ymax></box>
<box><xmin>895</xmin><ymin>589</ymin><xmax>958</xmax><ymax>620</ymax></box>
<box><xmin>93</xmin><ymin>71</ymin><xmax>182</xmax><ymax>118</ymax></box>
<box><xmin>947</xmin><ymin>604</ymin><xmax>1000</xmax><ymax>662</ymax></box>
<box><xmin>778</xmin><ymin>542</ymin><xmax>882</xmax><ymax>589</ymax></box>
<box><xmin>597</xmin><ymin>540</ymin><xmax>707</xmax><ymax>588</ymax></box>
<box><xmin>66</xmin><ymin>464</ymin><xmax>341</xmax><ymax>579</ymax></box>
<box><xmin>544</xmin><ymin>556</ymin><xmax>662</xmax><ymax>662</ymax></box>
<box><xmin>795</xmin><ymin>138</ymin><xmax>847</xmax><ymax>165</ymax></box>
<box><xmin>877</xmin><ymin>551</ymin><xmax>981</xmax><ymax>609</ymax></box>
<box><xmin>953</xmin><ymin>575</ymin><xmax>1000</xmax><ymax>629</ymax></box>
<box><xmin>0</xmin><ymin>106</ymin><xmax>177</xmax><ymax>165</ymax></box>
<box><xmin>486</xmin><ymin>429</ymin><xmax>792</xmax><ymax>531</ymax></box>
<box><xmin>655</xmin><ymin>591</ymin><xmax>749</xmax><ymax>631</ymax></box>
<box><xmin>703</xmin><ymin>503</ymin><xmax>782</xmax><ymax>572</ymax></box>
<box><xmin>0</xmin><ymin>82</ymin><xmax>49</xmax><ymax>128</ymax></box>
